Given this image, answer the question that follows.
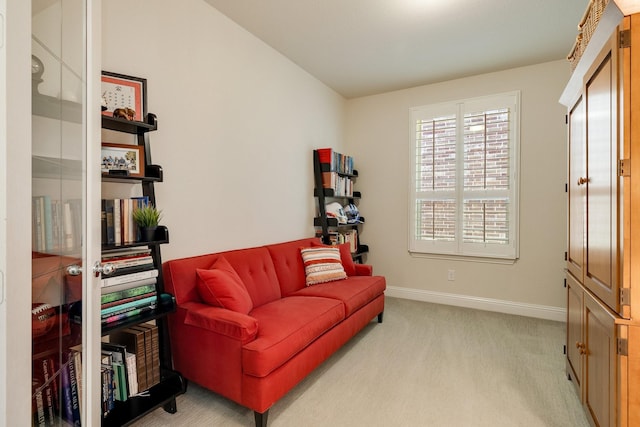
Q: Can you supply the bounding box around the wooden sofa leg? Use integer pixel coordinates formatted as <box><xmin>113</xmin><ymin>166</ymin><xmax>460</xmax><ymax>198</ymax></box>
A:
<box><xmin>255</xmin><ymin>410</ymin><xmax>269</xmax><ymax>427</ymax></box>
<box><xmin>378</xmin><ymin>311</ymin><xmax>384</xmax><ymax>323</ymax></box>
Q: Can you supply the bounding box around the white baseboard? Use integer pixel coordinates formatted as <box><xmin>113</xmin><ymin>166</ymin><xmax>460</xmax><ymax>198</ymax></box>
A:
<box><xmin>385</xmin><ymin>286</ymin><xmax>566</xmax><ymax>322</ymax></box>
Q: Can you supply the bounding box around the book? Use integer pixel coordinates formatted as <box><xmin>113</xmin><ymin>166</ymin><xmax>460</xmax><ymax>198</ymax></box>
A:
<box><xmin>125</xmin><ymin>351</ymin><xmax>138</xmax><ymax>396</ymax></box>
<box><xmin>113</xmin><ymin>198</ymin><xmax>121</xmax><ymax>245</ymax></box>
<box><xmin>107</xmin><ymin>255</ymin><xmax>154</xmax><ymax>268</ymax></box>
<box><xmin>42</xmin><ymin>195</ymin><xmax>53</xmax><ymax>251</ymax></box>
<box><xmin>101</xmin><ymin>291</ymin><xmax>157</xmax><ymax>310</ymax></box>
<box><xmin>100</xmin><ymin>295</ymin><xmax>158</xmax><ymax>318</ymax></box>
<box><xmin>100</xmin><ymin>364</ymin><xmax>115</xmax><ymax>417</ymax></box>
<box><xmin>100</xmin><ymin>277</ymin><xmax>157</xmax><ymax>295</ymax></box>
<box><xmin>101</xmin><ymin>304</ymin><xmax>156</xmax><ymax>325</ymax></box>
<box><xmin>104</xmin><ymin>199</ymin><xmax>115</xmax><ymax>244</ymax></box>
<box><xmin>133</xmin><ymin>323</ymin><xmax>160</xmax><ymax>387</ymax></box>
<box><xmin>60</xmin><ymin>355</ymin><xmax>81</xmax><ymax>426</ymax></box>
<box><xmin>32</xmin><ymin>355</ymin><xmax>57</xmax><ymax>426</ymax></box>
<box><xmin>100</xmin><ymin>268</ymin><xmax>158</xmax><ymax>288</ymax></box>
<box><xmin>128</xmin><ymin>324</ymin><xmax>155</xmax><ymax>389</ymax></box>
<box><xmin>103</xmin><ymin>262</ymin><xmax>155</xmax><ymax>279</ymax></box>
<box><xmin>101</xmin><ymin>283</ymin><xmax>157</xmax><ymax>305</ymax></box>
<box><xmin>101</xmin><ymin>247</ymin><xmax>151</xmax><ymax>262</ymax></box>
<box><xmin>41</xmin><ymin>356</ymin><xmax>57</xmax><ymax>425</ymax></box>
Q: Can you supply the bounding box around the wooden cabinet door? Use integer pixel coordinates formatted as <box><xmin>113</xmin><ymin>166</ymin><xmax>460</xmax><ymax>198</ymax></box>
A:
<box><xmin>568</xmin><ymin>97</ymin><xmax>586</xmax><ymax>282</ymax></box>
<box><xmin>566</xmin><ymin>273</ymin><xmax>584</xmax><ymax>397</ymax></box>
<box><xmin>585</xmin><ymin>46</ymin><xmax>620</xmax><ymax>313</ymax></box>
<box><xmin>584</xmin><ymin>292</ymin><xmax>617</xmax><ymax>427</ymax></box>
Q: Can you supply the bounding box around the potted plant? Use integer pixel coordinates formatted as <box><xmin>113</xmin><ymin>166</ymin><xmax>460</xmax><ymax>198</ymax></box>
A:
<box><xmin>132</xmin><ymin>204</ymin><xmax>163</xmax><ymax>242</ymax></box>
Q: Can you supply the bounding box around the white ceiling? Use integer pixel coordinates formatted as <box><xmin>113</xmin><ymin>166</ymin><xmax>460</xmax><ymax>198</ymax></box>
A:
<box><xmin>204</xmin><ymin>0</ymin><xmax>589</xmax><ymax>98</ymax></box>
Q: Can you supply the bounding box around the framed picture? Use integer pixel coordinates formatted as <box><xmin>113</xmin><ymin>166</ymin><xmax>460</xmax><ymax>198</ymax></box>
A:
<box><xmin>101</xmin><ymin>71</ymin><xmax>147</xmax><ymax>122</ymax></box>
<box><xmin>101</xmin><ymin>143</ymin><xmax>145</xmax><ymax>178</ymax></box>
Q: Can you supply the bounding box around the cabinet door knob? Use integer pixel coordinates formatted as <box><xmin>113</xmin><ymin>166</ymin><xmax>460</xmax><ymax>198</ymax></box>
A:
<box><xmin>577</xmin><ymin>177</ymin><xmax>589</xmax><ymax>186</ymax></box>
<box><xmin>92</xmin><ymin>261</ymin><xmax>116</xmax><ymax>277</ymax></box>
<box><xmin>66</xmin><ymin>265</ymin><xmax>83</xmax><ymax>276</ymax></box>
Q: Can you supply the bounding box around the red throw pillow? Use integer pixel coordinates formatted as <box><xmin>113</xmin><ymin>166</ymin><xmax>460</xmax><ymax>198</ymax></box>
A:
<box><xmin>311</xmin><ymin>241</ymin><xmax>357</xmax><ymax>276</ymax></box>
<box><xmin>300</xmin><ymin>246</ymin><xmax>347</xmax><ymax>285</ymax></box>
<box><xmin>196</xmin><ymin>256</ymin><xmax>253</xmax><ymax>314</ymax></box>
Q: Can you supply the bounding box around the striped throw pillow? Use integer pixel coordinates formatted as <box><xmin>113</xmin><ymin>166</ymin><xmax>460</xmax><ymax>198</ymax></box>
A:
<box><xmin>300</xmin><ymin>246</ymin><xmax>347</xmax><ymax>286</ymax></box>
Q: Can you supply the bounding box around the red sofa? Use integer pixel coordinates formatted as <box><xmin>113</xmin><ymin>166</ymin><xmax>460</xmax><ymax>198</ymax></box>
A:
<box><xmin>162</xmin><ymin>237</ymin><xmax>386</xmax><ymax>426</ymax></box>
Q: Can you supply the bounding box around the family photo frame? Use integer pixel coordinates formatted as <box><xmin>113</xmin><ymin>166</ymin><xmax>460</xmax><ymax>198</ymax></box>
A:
<box><xmin>101</xmin><ymin>143</ymin><xmax>145</xmax><ymax>178</ymax></box>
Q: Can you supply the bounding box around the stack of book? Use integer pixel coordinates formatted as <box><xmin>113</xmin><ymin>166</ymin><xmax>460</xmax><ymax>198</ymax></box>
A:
<box><xmin>101</xmin><ymin>196</ymin><xmax>150</xmax><ymax>245</ymax></box>
<box><xmin>101</xmin><ymin>247</ymin><xmax>158</xmax><ymax>325</ymax></box>
<box><xmin>101</xmin><ymin>324</ymin><xmax>160</xmax><ymax>415</ymax></box>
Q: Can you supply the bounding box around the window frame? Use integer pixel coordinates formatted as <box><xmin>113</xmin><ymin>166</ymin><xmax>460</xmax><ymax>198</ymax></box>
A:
<box><xmin>408</xmin><ymin>91</ymin><xmax>521</xmax><ymax>260</ymax></box>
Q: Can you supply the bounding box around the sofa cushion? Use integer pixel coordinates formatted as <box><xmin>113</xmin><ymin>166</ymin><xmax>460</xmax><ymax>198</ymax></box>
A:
<box><xmin>311</xmin><ymin>241</ymin><xmax>357</xmax><ymax>276</ymax></box>
<box><xmin>292</xmin><ymin>275</ymin><xmax>386</xmax><ymax>317</ymax></box>
<box><xmin>196</xmin><ymin>257</ymin><xmax>253</xmax><ymax>314</ymax></box>
<box><xmin>300</xmin><ymin>246</ymin><xmax>347</xmax><ymax>285</ymax></box>
<box><xmin>266</xmin><ymin>237</ymin><xmax>322</xmax><ymax>296</ymax></box>
<box><xmin>221</xmin><ymin>247</ymin><xmax>282</xmax><ymax>308</ymax></box>
<box><xmin>242</xmin><ymin>296</ymin><xmax>345</xmax><ymax>377</ymax></box>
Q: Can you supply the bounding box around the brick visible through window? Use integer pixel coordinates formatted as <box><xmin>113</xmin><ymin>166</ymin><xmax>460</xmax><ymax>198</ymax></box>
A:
<box><xmin>409</xmin><ymin>92</ymin><xmax>519</xmax><ymax>259</ymax></box>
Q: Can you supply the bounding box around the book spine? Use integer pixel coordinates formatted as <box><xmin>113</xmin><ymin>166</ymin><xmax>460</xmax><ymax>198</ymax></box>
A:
<box><xmin>103</xmin><ymin>263</ymin><xmax>155</xmax><ymax>279</ymax></box>
<box><xmin>99</xmin><ymin>277</ymin><xmax>157</xmax><ymax>295</ymax></box>
<box><xmin>41</xmin><ymin>357</ymin><xmax>55</xmax><ymax>424</ymax></box>
<box><xmin>113</xmin><ymin>198</ymin><xmax>121</xmax><ymax>245</ymax></box>
<box><xmin>100</xmin><ymin>268</ymin><xmax>158</xmax><ymax>288</ymax></box>
<box><xmin>101</xmin><ymin>284</ymin><xmax>157</xmax><ymax>305</ymax></box>
<box><xmin>101</xmin><ymin>305</ymin><xmax>155</xmax><ymax>324</ymax></box>
<box><xmin>100</xmin><ymin>295</ymin><xmax>157</xmax><ymax>317</ymax></box>
<box><xmin>105</xmin><ymin>199</ymin><xmax>115</xmax><ymax>244</ymax></box>
<box><xmin>67</xmin><ymin>355</ymin><xmax>81</xmax><ymax>425</ymax></box>
<box><xmin>108</xmin><ymin>255</ymin><xmax>154</xmax><ymax>268</ymax></box>
<box><xmin>42</xmin><ymin>195</ymin><xmax>53</xmax><ymax>251</ymax></box>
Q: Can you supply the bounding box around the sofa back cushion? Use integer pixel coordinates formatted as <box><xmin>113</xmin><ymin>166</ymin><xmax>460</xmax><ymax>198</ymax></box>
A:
<box><xmin>163</xmin><ymin>246</ymin><xmax>281</xmax><ymax>309</ymax></box>
<box><xmin>220</xmin><ymin>247</ymin><xmax>281</xmax><ymax>308</ymax></box>
<box><xmin>196</xmin><ymin>256</ymin><xmax>253</xmax><ymax>313</ymax></box>
<box><xmin>266</xmin><ymin>238</ymin><xmax>321</xmax><ymax>296</ymax></box>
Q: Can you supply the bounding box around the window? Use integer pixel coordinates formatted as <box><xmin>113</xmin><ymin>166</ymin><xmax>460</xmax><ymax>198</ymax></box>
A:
<box><xmin>409</xmin><ymin>92</ymin><xmax>520</xmax><ymax>260</ymax></box>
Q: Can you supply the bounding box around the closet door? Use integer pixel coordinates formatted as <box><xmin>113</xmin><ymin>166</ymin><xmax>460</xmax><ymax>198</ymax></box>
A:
<box><xmin>31</xmin><ymin>0</ymin><xmax>101</xmax><ymax>425</ymax></box>
<box><xmin>584</xmin><ymin>292</ymin><xmax>617</xmax><ymax>427</ymax></box>
<box><xmin>585</xmin><ymin>46</ymin><xmax>619</xmax><ymax>313</ymax></box>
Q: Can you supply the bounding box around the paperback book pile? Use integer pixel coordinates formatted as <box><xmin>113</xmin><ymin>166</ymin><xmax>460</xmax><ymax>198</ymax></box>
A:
<box><xmin>101</xmin><ymin>197</ymin><xmax>149</xmax><ymax>245</ymax></box>
<box><xmin>100</xmin><ymin>247</ymin><xmax>158</xmax><ymax>325</ymax></box>
<box><xmin>102</xmin><ymin>324</ymin><xmax>161</xmax><ymax>416</ymax></box>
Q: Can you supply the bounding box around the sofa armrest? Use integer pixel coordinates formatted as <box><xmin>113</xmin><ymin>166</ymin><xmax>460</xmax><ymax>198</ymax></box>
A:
<box><xmin>183</xmin><ymin>302</ymin><xmax>259</xmax><ymax>343</ymax></box>
<box><xmin>355</xmin><ymin>264</ymin><xmax>373</xmax><ymax>276</ymax></box>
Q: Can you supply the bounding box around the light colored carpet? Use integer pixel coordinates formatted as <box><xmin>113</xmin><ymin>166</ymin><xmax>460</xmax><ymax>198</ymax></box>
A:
<box><xmin>132</xmin><ymin>297</ymin><xmax>590</xmax><ymax>427</ymax></box>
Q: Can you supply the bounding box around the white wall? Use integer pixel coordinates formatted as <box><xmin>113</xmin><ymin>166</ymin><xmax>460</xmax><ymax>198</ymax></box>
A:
<box><xmin>345</xmin><ymin>60</ymin><xmax>571</xmax><ymax>317</ymax></box>
<box><xmin>103</xmin><ymin>1</ymin><xmax>571</xmax><ymax>317</ymax></box>
<box><xmin>102</xmin><ymin>0</ymin><xmax>345</xmax><ymax>261</ymax></box>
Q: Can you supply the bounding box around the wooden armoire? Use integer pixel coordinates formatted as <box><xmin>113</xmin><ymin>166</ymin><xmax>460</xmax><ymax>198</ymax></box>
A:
<box><xmin>560</xmin><ymin>1</ymin><xmax>640</xmax><ymax>426</ymax></box>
